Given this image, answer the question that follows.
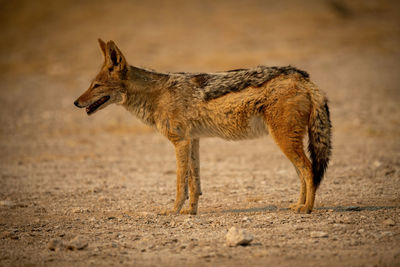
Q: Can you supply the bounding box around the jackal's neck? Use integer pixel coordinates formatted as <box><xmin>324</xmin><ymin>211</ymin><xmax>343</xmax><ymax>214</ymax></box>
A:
<box><xmin>127</xmin><ymin>66</ymin><xmax>168</xmax><ymax>88</ymax></box>
<box><xmin>122</xmin><ymin>66</ymin><xmax>168</xmax><ymax>126</ymax></box>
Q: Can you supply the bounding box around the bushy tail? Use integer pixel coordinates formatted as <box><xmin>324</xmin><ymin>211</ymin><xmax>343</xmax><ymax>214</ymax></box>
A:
<box><xmin>308</xmin><ymin>89</ymin><xmax>332</xmax><ymax>188</ymax></box>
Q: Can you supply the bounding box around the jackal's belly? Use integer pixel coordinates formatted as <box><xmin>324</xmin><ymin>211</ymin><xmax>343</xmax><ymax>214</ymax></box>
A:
<box><xmin>190</xmin><ymin>115</ymin><xmax>268</xmax><ymax>140</ymax></box>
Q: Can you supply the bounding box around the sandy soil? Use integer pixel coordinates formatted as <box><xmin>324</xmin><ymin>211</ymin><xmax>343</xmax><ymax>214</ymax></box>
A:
<box><xmin>0</xmin><ymin>0</ymin><xmax>399</xmax><ymax>266</ymax></box>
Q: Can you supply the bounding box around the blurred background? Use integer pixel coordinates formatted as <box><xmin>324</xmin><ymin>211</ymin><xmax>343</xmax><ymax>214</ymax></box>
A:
<box><xmin>0</xmin><ymin>0</ymin><xmax>399</xmax><ymax>265</ymax></box>
<box><xmin>0</xmin><ymin>0</ymin><xmax>399</xmax><ymax>137</ymax></box>
<box><xmin>0</xmin><ymin>0</ymin><xmax>399</xmax><ymax>138</ymax></box>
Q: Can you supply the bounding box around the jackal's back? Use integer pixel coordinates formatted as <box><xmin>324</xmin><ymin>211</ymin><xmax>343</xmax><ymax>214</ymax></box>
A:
<box><xmin>167</xmin><ymin>65</ymin><xmax>309</xmax><ymax>102</ymax></box>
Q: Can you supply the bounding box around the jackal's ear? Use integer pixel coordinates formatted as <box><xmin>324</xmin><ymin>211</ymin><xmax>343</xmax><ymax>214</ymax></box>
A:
<box><xmin>105</xmin><ymin>40</ymin><xmax>127</xmax><ymax>72</ymax></box>
<box><xmin>98</xmin><ymin>38</ymin><xmax>106</xmax><ymax>57</ymax></box>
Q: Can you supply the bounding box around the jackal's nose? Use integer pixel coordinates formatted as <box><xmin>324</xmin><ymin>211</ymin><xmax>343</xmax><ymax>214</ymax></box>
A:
<box><xmin>74</xmin><ymin>100</ymin><xmax>80</xmax><ymax>107</ymax></box>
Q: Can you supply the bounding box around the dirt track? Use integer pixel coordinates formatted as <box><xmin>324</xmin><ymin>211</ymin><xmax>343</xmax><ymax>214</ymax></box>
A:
<box><xmin>0</xmin><ymin>1</ymin><xmax>399</xmax><ymax>266</ymax></box>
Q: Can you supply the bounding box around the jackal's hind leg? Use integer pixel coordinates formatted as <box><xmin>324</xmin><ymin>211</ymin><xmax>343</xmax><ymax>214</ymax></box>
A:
<box><xmin>272</xmin><ymin>134</ymin><xmax>314</xmax><ymax>213</ymax></box>
<box><xmin>181</xmin><ymin>139</ymin><xmax>201</xmax><ymax>215</ymax></box>
<box><xmin>289</xmin><ymin>166</ymin><xmax>306</xmax><ymax>210</ymax></box>
<box><xmin>266</xmin><ymin>105</ymin><xmax>315</xmax><ymax>213</ymax></box>
<box><xmin>288</xmin><ymin>158</ymin><xmax>312</xmax><ymax>213</ymax></box>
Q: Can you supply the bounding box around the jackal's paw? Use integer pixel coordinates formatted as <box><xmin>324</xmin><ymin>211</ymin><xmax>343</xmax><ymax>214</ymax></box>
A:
<box><xmin>289</xmin><ymin>204</ymin><xmax>312</xmax><ymax>214</ymax></box>
<box><xmin>180</xmin><ymin>208</ymin><xmax>197</xmax><ymax>215</ymax></box>
<box><xmin>159</xmin><ymin>209</ymin><xmax>180</xmax><ymax>216</ymax></box>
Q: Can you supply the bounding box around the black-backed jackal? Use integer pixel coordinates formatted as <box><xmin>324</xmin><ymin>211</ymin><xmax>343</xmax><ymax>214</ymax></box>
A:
<box><xmin>74</xmin><ymin>39</ymin><xmax>332</xmax><ymax>214</ymax></box>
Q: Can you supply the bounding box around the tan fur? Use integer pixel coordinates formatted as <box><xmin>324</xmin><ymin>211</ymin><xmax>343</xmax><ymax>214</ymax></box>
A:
<box><xmin>74</xmin><ymin>39</ymin><xmax>332</xmax><ymax>214</ymax></box>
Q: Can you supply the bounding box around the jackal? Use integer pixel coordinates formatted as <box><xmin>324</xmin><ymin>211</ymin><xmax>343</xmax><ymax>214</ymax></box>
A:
<box><xmin>74</xmin><ymin>39</ymin><xmax>331</xmax><ymax>214</ymax></box>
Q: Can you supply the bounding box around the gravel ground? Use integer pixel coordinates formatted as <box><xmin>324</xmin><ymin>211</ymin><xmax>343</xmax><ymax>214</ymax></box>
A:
<box><xmin>0</xmin><ymin>1</ymin><xmax>399</xmax><ymax>266</ymax></box>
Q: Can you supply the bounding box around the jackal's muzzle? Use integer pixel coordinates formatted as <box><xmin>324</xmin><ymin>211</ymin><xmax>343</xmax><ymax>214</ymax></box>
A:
<box><xmin>74</xmin><ymin>95</ymin><xmax>110</xmax><ymax>115</ymax></box>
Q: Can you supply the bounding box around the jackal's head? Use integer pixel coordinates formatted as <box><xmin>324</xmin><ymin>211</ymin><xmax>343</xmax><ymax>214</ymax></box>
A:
<box><xmin>74</xmin><ymin>39</ymin><xmax>128</xmax><ymax>115</ymax></box>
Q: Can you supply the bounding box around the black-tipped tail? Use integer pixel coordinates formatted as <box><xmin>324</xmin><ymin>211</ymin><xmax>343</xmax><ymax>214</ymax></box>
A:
<box><xmin>308</xmin><ymin>100</ymin><xmax>332</xmax><ymax>188</ymax></box>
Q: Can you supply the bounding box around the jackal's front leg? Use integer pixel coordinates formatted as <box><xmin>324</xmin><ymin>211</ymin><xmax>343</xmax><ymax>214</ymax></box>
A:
<box><xmin>162</xmin><ymin>139</ymin><xmax>191</xmax><ymax>215</ymax></box>
<box><xmin>181</xmin><ymin>139</ymin><xmax>201</xmax><ymax>215</ymax></box>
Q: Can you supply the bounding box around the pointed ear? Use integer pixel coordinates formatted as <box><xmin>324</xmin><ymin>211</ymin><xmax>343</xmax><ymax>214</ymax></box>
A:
<box><xmin>98</xmin><ymin>38</ymin><xmax>106</xmax><ymax>57</ymax></box>
<box><xmin>105</xmin><ymin>40</ymin><xmax>127</xmax><ymax>72</ymax></box>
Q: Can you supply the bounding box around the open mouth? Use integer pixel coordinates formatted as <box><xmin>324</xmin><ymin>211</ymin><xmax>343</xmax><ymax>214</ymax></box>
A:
<box><xmin>86</xmin><ymin>96</ymin><xmax>110</xmax><ymax>115</ymax></box>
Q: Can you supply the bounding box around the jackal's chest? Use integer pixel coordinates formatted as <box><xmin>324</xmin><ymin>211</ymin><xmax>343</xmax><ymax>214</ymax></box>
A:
<box><xmin>190</xmin><ymin>115</ymin><xmax>268</xmax><ymax>140</ymax></box>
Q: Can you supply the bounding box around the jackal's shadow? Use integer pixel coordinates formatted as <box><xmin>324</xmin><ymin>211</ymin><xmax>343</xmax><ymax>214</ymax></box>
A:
<box><xmin>221</xmin><ymin>205</ymin><xmax>398</xmax><ymax>214</ymax></box>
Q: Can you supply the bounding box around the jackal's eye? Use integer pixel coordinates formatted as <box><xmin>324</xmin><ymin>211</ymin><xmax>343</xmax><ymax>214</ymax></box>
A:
<box><xmin>92</xmin><ymin>83</ymin><xmax>101</xmax><ymax>89</ymax></box>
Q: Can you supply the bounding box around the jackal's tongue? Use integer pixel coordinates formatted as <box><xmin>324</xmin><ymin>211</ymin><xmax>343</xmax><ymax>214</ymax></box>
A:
<box><xmin>86</xmin><ymin>96</ymin><xmax>110</xmax><ymax>115</ymax></box>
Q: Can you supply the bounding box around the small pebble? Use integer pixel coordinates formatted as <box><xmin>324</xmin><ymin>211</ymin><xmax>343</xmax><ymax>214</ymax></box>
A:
<box><xmin>0</xmin><ymin>200</ymin><xmax>15</xmax><ymax>207</ymax></box>
<box><xmin>310</xmin><ymin>231</ymin><xmax>329</xmax><ymax>238</ymax></box>
<box><xmin>67</xmin><ymin>235</ymin><xmax>88</xmax><ymax>250</ymax></box>
<box><xmin>48</xmin><ymin>239</ymin><xmax>64</xmax><ymax>251</ymax></box>
<box><xmin>226</xmin><ymin>226</ymin><xmax>253</xmax><ymax>247</ymax></box>
<box><xmin>383</xmin><ymin>219</ymin><xmax>395</xmax><ymax>226</ymax></box>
